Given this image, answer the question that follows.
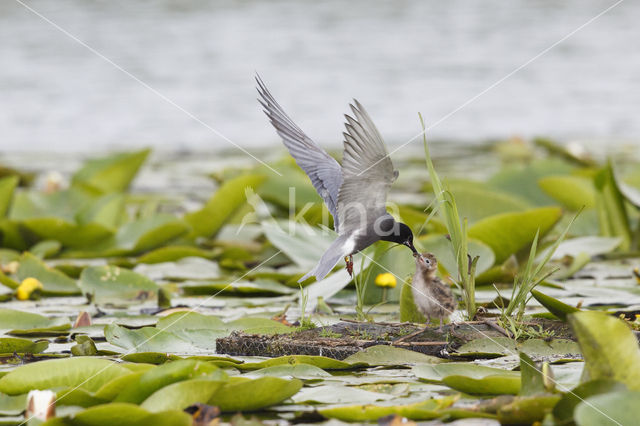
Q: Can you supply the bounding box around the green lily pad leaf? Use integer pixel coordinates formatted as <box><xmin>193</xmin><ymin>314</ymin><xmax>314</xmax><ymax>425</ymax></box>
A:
<box><xmin>539</xmin><ymin>175</ymin><xmax>596</xmax><ymax>210</ymax></box>
<box><xmin>552</xmin><ymin>379</ymin><xmax>627</xmax><ymax>424</ymax></box>
<box><xmin>342</xmin><ymin>345</ymin><xmax>445</xmax><ymax>366</ymax></box>
<box><xmin>17</xmin><ymin>252</ymin><xmax>79</xmax><ymax>295</ymax></box>
<box><xmin>443</xmin><ymin>373</ymin><xmax>521</xmax><ymax>395</ymax></box>
<box><xmin>185</xmin><ymin>174</ymin><xmax>265</xmax><ymax>238</ymax></box>
<box><xmin>10</xmin><ymin>188</ymin><xmax>93</xmax><ymax>221</ymax></box>
<box><xmin>0</xmin><ymin>337</ymin><xmax>48</xmax><ymax>354</ymax></box>
<box><xmin>92</xmin><ymin>371</ymin><xmax>147</xmax><ymax>401</ymax></box>
<box><xmin>235</xmin><ymin>354</ymin><xmax>357</xmax><ymax>371</ymax></box>
<box><xmin>120</xmin><ymin>352</ymin><xmax>183</xmax><ymax>365</ymax></box>
<box><xmin>292</xmin><ymin>384</ymin><xmax>395</xmax><ymax>404</ymax></box>
<box><xmin>520</xmin><ymin>353</ymin><xmax>545</xmax><ymax>396</ymax></box>
<box><xmin>455</xmin><ymin>337</ymin><xmax>580</xmax><ymax>359</ymax></box>
<box><xmin>23</xmin><ymin>218</ymin><xmax>114</xmax><ymax>249</ymax></box>
<box><xmin>455</xmin><ymin>337</ymin><xmax>517</xmax><ymax>358</ymax></box>
<box><xmin>0</xmin><ymin>357</ymin><xmax>131</xmax><ymax>395</ymax></box>
<box><xmin>447</xmin><ymin>180</ymin><xmax>531</xmax><ymax>223</ymax></box>
<box><xmin>76</xmin><ymin>193</ymin><xmax>126</xmax><ymax>228</ymax></box>
<box><xmin>318</xmin><ymin>398</ymin><xmax>457</xmax><ymax>422</ymax></box>
<box><xmin>531</xmin><ymin>289</ymin><xmax>580</xmax><ymax>321</ymax></box>
<box><xmin>134</xmin><ymin>257</ymin><xmax>220</xmax><ymax>281</ymax></box>
<box><xmin>416</xmin><ymin>234</ymin><xmax>495</xmax><ymax>275</ymax></box>
<box><xmin>468</xmin><ymin>207</ymin><xmax>563</xmax><ymax>264</ymax></box>
<box><xmin>258</xmin><ymin>166</ymin><xmax>320</xmax><ymax>209</ymax></box>
<box><xmin>156</xmin><ymin>311</ymin><xmax>225</xmax><ymax>332</ymax></box>
<box><xmin>111</xmin><ymin>214</ymin><xmax>190</xmax><ymax>255</ymax></box>
<box><xmin>115</xmin><ymin>359</ymin><xmax>223</xmax><ymax>404</ymax></box>
<box><xmin>52</xmin><ymin>402</ymin><xmax>192</xmax><ymax>426</ymax></box>
<box><xmin>488</xmin><ymin>159</ymin><xmax>574</xmax><ymax>206</ymax></box>
<box><xmin>136</xmin><ymin>246</ymin><xmax>216</xmax><ymax>264</ymax></box>
<box><xmin>30</xmin><ymin>240</ymin><xmax>62</xmax><ymax>259</ymax></box>
<box><xmin>574</xmin><ymin>391</ymin><xmax>640</xmax><ymax>426</ymax></box>
<box><xmin>413</xmin><ymin>363</ymin><xmax>521</xmax><ymax>394</ymax></box>
<box><xmin>104</xmin><ymin>324</ymin><xmax>215</xmax><ymax>354</ymax></box>
<box><xmin>79</xmin><ymin>265</ymin><xmax>158</xmax><ymax>301</ymax></box>
<box><xmin>180</xmin><ymin>278</ymin><xmax>294</xmax><ymax>296</ymax></box>
<box><xmin>548</xmin><ymin>236</ymin><xmax>622</xmax><ymax>260</ymax></box>
<box><xmin>0</xmin><ymin>176</ymin><xmax>19</xmax><ymax>217</ymax></box>
<box><xmin>71</xmin><ymin>335</ymin><xmax>98</xmax><ymax>356</ymax></box>
<box><xmin>209</xmin><ymin>377</ymin><xmax>302</xmax><ymax>412</ymax></box>
<box><xmin>141</xmin><ymin>378</ymin><xmax>226</xmax><ymax>412</ymax></box>
<box><xmin>594</xmin><ymin>161</ymin><xmax>632</xmax><ymax>251</ymax></box>
<box><xmin>0</xmin><ymin>308</ymin><xmax>70</xmax><ymax>333</ymax></box>
<box><xmin>71</xmin><ymin>148</ymin><xmax>151</xmax><ymax>194</ymax></box>
<box><xmin>569</xmin><ymin>311</ymin><xmax>640</xmax><ymax>390</ymax></box>
<box><xmin>497</xmin><ymin>395</ymin><xmax>561</xmax><ymax>425</ymax></box>
<box><xmin>262</xmin><ymin>220</ymin><xmax>334</xmax><ymax>269</ymax></box>
<box><xmin>244</xmin><ymin>364</ymin><xmax>331</xmax><ymax>380</ymax></box>
<box><xmin>0</xmin><ymin>393</ymin><xmax>27</xmax><ymax>416</ymax></box>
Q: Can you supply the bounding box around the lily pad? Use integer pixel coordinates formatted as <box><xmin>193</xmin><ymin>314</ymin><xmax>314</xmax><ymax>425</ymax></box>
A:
<box><xmin>185</xmin><ymin>174</ymin><xmax>265</xmax><ymax>238</ymax></box>
<box><xmin>468</xmin><ymin>207</ymin><xmax>563</xmax><ymax>264</ymax></box>
<box><xmin>447</xmin><ymin>180</ymin><xmax>531</xmax><ymax>223</ymax></box>
<box><xmin>115</xmin><ymin>360</ymin><xmax>223</xmax><ymax>404</ymax></box>
<box><xmin>209</xmin><ymin>377</ymin><xmax>302</xmax><ymax>412</ymax></box>
<box><xmin>104</xmin><ymin>324</ymin><xmax>215</xmax><ymax>354</ymax></box>
<box><xmin>51</xmin><ymin>402</ymin><xmax>192</xmax><ymax>426</ymax></box>
<box><xmin>413</xmin><ymin>363</ymin><xmax>521</xmax><ymax>395</ymax></box>
<box><xmin>0</xmin><ymin>176</ymin><xmax>19</xmax><ymax>217</ymax></box>
<box><xmin>574</xmin><ymin>391</ymin><xmax>640</xmax><ymax>426</ymax></box>
<box><xmin>136</xmin><ymin>246</ymin><xmax>216</xmax><ymax>264</ymax></box>
<box><xmin>79</xmin><ymin>265</ymin><xmax>158</xmax><ymax>301</ymax></box>
<box><xmin>0</xmin><ymin>308</ymin><xmax>70</xmax><ymax>333</ymax></box>
<box><xmin>17</xmin><ymin>252</ymin><xmax>79</xmax><ymax>295</ymax></box>
<box><xmin>552</xmin><ymin>379</ymin><xmax>627</xmax><ymax>424</ymax></box>
<box><xmin>569</xmin><ymin>311</ymin><xmax>640</xmax><ymax>390</ymax></box>
<box><xmin>343</xmin><ymin>345</ymin><xmax>445</xmax><ymax>366</ymax></box>
<box><xmin>319</xmin><ymin>398</ymin><xmax>457</xmax><ymax>422</ymax></box>
<box><xmin>0</xmin><ymin>337</ymin><xmax>48</xmax><ymax>354</ymax></box>
<box><xmin>0</xmin><ymin>357</ymin><xmax>131</xmax><ymax>395</ymax></box>
<box><xmin>156</xmin><ymin>311</ymin><xmax>225</xmax><ymax>332</ymax></box>
<box><xmin>141</xmin><ymin>378</ymin><xmax>226</xmax><ymax>412</ymax></box>
<box><xmin>539</xmin><ymin>175</ymin><xmax>596</xmax><ymax>210</ymax></box>
<box><xmin>531</xmin><ymin>289</ymin><xmax>580</xmax><ymax>321</ymax></box>
<box><xmin>71</xmin><ymin>148</ymin><xmax>151</xmax><ymax>194</ymax></box>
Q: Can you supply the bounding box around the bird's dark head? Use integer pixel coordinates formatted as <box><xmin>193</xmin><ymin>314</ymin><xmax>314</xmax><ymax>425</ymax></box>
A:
<box><xmin>379</xmin><ymin>221</ymin><xmax>417</xmax><ymax>254</ymax></box>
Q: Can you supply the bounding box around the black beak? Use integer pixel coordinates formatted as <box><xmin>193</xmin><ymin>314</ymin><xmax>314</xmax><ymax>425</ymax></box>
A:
<box><xmin>405</xmin><ymin>240</ymin><xmax>418</xmax><ymax>255</ymax></box>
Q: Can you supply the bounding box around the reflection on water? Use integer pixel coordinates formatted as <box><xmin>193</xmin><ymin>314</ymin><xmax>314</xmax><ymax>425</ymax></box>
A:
<box><xmin>1</xmin><ymin>0</ymin><xmax>639</xmax><ymax>152</ymax></box>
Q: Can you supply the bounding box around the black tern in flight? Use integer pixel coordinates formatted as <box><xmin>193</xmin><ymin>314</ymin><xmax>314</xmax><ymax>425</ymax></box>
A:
<box><xmin>257</xmin><ymin>76</ymin><xmax>418</xmax><ymax>282</ymax></box>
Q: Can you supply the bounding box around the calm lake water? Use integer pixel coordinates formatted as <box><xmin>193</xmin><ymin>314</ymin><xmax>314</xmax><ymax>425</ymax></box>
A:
<box><xmin>1</xmin><ymin>0</ymin><xmax>639</xmax><ymax>153</ymax></box>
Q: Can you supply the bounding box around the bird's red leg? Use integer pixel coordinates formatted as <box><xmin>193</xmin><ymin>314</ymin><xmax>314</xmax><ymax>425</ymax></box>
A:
<box><xmin>345</xmin><ymin>255</ymin><xmax>353</xmax><ymax>277</ymax></box>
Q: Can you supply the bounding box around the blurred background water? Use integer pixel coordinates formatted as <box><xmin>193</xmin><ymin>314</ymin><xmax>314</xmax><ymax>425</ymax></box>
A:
<box><xmin>1</xmin><ymin>0</ymin><xmax>639</xmax><ymax>153</ymax></box>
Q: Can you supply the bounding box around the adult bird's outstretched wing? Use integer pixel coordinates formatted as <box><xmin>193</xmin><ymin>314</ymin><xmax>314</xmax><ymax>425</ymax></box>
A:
<box><xmin>337</xmin><ymin>100</ymin><xmax>397</xmax><ymax>236</ymax></box>
<box><xmin>256</xmin><ymin>75</ymin><xmax>344</xmax><ymax>231</ymax></box>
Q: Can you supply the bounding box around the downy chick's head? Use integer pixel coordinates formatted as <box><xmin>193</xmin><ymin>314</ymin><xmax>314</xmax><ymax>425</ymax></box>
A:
<box><xmin>414</xmin><ymin>252</ymin><xmax>438</xmax><ymax>278</ymax></box>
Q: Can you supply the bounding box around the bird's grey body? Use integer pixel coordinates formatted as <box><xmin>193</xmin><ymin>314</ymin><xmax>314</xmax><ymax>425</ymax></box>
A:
<box><xmin>412</xmin><ymin>253</ymin><xmax>456</xmax><ymax>330</ymax></box>
<box><xmin>257</xmin><ymin>76</ymin><xmax>416</xmax><ymax>281</ymax></box>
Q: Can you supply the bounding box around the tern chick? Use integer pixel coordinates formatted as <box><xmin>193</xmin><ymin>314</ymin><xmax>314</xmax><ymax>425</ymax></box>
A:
<box><xmin>412</xmin><ymin>253</ymin><xmax>456</xmax><ymax>331</ymax></box>
<box><xmin>257</xmin><ymin>76</ymin><xmax>418</xmax><ymax>282</ymax></box>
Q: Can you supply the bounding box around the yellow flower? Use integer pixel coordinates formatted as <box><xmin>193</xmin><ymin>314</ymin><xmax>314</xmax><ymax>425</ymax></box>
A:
<box><xmin>375</xmin><ymin>273</ymin><xmax>397</xmax><ymax>288</ymax></box>
<box><xmin>16</xmin><ymin>277</ymin><xmax>43</xmax><ymax>301</ymax></box>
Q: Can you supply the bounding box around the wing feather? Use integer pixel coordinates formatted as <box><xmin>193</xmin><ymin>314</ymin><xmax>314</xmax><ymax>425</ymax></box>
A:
<box><xmin>337</xmin><ymin>100</ymin><xmax>397</xmax><ymax>235</ymax></box>
<box><xmin>256</xmin><ymin>75</ymin><xmax>343</xmax><ymax>231</ymax></box>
